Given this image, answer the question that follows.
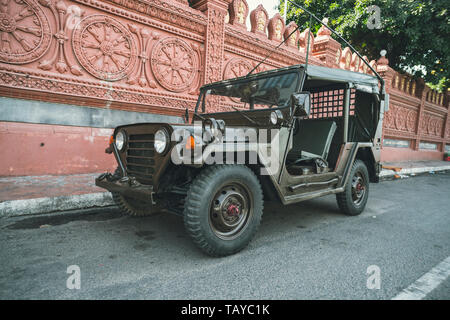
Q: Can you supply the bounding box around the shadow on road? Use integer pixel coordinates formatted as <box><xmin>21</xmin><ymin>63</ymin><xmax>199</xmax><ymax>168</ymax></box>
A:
<box><xmin>5</xmin><ymin>207</ymin><xmax>123</xmax><ymax>230</ymax></box>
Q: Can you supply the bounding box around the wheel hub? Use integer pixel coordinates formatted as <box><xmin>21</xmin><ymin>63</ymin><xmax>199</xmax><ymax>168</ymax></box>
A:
<box><xmin>226</xmin><ymin>203</ymin><xmax>240</xmax><ymax>216</ymax></box>
<box><xmin>209</xmin><ymin>183</ymin><xmax>252</xmax><ymax>240</ymax></box>
<box><xmin>351</xmin><ymin>173</ymin><xmax>366</xmax><ymax>205</ymax></box>
<box><xmin>356</xmin><ymin>182</ymin><xmax>363</xmax><ymax>192</ymax></box>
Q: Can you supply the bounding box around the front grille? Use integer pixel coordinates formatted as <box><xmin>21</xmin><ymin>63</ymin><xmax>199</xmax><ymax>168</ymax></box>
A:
<box><xmin>126</xmin><ymin>133</ymin><xmax>155</xmax><ymax>183</ymax></box>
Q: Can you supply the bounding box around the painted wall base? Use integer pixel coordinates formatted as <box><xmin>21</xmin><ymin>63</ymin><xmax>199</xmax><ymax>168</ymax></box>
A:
<box><xmin>380</xmin><ymin>147</ymin><xmax>444</xmax><ymax>162</ymax></box>
<box><xmin>0</xmin><ymin>97</ymin><xmax>183</xmax><ymax>176</ymax></box>
<box><xmin>0</xmin><ymin>120</ymin><xmax>446</xmax><ymax>177</ymax></box>
<box><xmin>0</xmin><ymin>121</ymin><xmax>116</xmax><ymax>176</ymax></box>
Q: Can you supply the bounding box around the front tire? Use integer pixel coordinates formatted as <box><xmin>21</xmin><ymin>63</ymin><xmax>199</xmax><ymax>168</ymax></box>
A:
<box><xmin>184</xmin><ymin>165</ymin><xmax>264</xmax><ymax>257</ymax></box>
<box><xmin>112</xmin><ymin>192</ymin><xmax>155</xmax><ymax>217</ymax></box>
<box><xmin>111</xmin><ymin>167</ymin><xmax>155</xmax><ymax>217</ymax></box>
<box><xmin>336</xmin><ymin>160</ymin><xmax>369</xmax><ymax>216</ymax></box>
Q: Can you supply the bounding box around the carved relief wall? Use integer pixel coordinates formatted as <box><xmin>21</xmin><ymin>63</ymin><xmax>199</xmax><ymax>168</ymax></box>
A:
<box><xmin>0</xmin><ymin>0</ymin><xmax>330</xmax><ymax>116</ymax></box>
<box><xmin>380</xmin><ymin>61</ymin><xmax>449</xmax><ymax>158</ymax></box>
<box><xmin>0</xmin><ymin>0</ymin><xmax>448</xmax><ymax>175</ymax></box>
<box><xmin>2</xmin><ymin>0</ymin><xmax>395</xmax><ymax>117</ymax></box>
<box><xmin>0</xmin><ymin>0</ymin><xmax>210</xmax><ymax>116</ymax></box>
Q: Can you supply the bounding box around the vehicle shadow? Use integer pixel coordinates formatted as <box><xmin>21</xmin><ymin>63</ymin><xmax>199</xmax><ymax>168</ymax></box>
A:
<box><xmin>94</xmin><ymin>193</ymin><xmax>347</xmax><ymax>260</ymax></box>
<box><xmin>3</xmin><ymin>194</ymin><xmax>348</xmax><ymax>264</ymax></box>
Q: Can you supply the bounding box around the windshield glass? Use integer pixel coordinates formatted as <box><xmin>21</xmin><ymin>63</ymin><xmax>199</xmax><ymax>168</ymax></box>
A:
<box><xmin>196</xmin><ymin>71</ymin><xmax>301</xmax><ymax>114</ymax></box>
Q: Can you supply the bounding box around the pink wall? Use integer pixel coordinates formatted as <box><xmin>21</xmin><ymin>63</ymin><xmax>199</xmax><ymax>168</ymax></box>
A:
<box><xmin>381</xmin><ymin>147</ymin><xmax>443</xmax><ymax>162</ymax></box>
<box><xmin>0</xmin><ymin>0</ymin><xmax>448</xmax><ymax>176</ymax></box>
<box><xmin>0</xmin><ymin>122</ymin><xmax>116</xmax><ymax>176</ymax></box>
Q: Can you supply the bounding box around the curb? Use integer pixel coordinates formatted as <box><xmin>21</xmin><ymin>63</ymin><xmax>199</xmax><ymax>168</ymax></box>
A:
<box><xmin>380</xmin><ymin>165</ymin><xmax>450</xmax><ymax>179</ymax></box>
<box><xmin>0</xmin><ymin>192</ymin><xmax>114</xmax><ymax>218</ymax></box>
<box><xmin>1</xmin><ymin>165</ymin><xmax>448</xmax><ymax>217</ymax></box>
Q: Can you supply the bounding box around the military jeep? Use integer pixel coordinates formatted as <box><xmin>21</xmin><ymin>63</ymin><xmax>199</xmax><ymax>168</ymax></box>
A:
<box><xmin>95</xmin><ymin>63</ymin><xmax>387</xmax><ymax>256</ymax></box>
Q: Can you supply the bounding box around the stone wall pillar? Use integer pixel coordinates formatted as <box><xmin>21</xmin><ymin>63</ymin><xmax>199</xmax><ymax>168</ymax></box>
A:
<box><xmin>313</xmin><ymin>19</ymin><xmax>341</xmax><ymax>68</ymax></box>
<box><xmin>192</xmin><ymin>0</ymin><xmax>231</xmax><ymax>85</ymax></box>
<box><xmin>414</xmin><ymin>84</ymin><xmax>428</xmax><ymax>150</ymax></box>
<box><xmin>376</xmin><ymin>53</ymin><xmax>395</xmax><ymax>148</ymax></box>
<box><xmin>443</xmin><ymin>95</ymin><xmax>450</xmax><ymax>145</ymax></box>
<box><xmin>377</xmin><ymin>53</ymin><xmax>395</xmax><ymax>91</ymax></box>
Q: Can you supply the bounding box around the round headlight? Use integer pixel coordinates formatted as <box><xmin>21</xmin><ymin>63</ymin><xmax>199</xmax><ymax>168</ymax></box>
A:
<box><xmin>270</xmin><ymin>110</ymin><xmax>283</xmax><ymax>125</ymax></box>
<box><xmin>154</xmin><ymin>128</ymin><xmax>169</xmax><ymax>154</ymax></box>
<box><xmin>270</xmin><ymin>112</ymin><xmax>278</xmax><ymax>125</ymax></box>
<box><xmin>115</xmin><ymin>130</ymin><xmax>126</xmax><ymax>151</ymax></box>
<box><xmin>209</xmin><ymin>122</ymin><xmax>218</xmax><ymax>136</ymax></box>
<box><xmin>204</xmin><ymin>118</ymin><xmax>222</xmax><ymax>142</ymax></box>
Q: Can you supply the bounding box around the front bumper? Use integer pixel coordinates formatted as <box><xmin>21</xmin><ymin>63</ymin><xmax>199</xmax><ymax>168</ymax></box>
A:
<box><xmin>95</xmin><ymin>173</ymin><xmax>156</xmax><ymax>204</ymax></box>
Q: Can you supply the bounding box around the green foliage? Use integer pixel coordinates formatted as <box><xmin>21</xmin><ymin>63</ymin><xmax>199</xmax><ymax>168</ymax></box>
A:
<box><xmin>427</xmin><ymin>77</ymin><xmax>448</xmax><ymax>93</ymax></box>
<box><xmin>280</xmin><ymin>0</ymin><xmax>449</xmax><ymax>91</ymax></box>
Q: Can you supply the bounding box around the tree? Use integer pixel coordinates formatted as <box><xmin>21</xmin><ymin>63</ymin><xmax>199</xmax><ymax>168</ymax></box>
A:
<box><xmin>281</xmin><ymin>0</ymin><xmax>449</xmax><ymax>91</ymax></box>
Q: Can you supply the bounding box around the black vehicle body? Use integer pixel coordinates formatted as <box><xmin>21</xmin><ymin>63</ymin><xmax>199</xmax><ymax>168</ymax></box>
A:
<box><xmin>95</xmin><ymin>63</ymin><xmax>388</xmax><ymax>256</ymax></box>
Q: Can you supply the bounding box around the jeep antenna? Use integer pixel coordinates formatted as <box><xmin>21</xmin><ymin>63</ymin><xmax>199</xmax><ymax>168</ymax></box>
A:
<box><xmin>246</xmin><ymin>3</ymin><xmax>320</xmax><ymax>77</ymax></box>
<box><xmin>284</xmin><ymin>0</ymin><xmax>384</xmax><ymax>86</ymax></box>
<box><xmin>248</xmin><ymin>1</ymin><xmax>384</xmax><ymax>88</ymax></box>
<box><xmin>246</xmin><ymin>14</ymin><xmax>303</xmax><ymax>76</ymax></box>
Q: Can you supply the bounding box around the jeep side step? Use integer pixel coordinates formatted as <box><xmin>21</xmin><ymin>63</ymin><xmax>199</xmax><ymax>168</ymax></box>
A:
<box><xmin>288</xmin><ymin>177</ymin><xmax>339</xmax><ymax>192</ymax></box>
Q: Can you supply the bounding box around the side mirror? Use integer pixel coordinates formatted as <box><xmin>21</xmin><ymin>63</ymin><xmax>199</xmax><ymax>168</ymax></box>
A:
<box><xmin>291</xmin><ymin>92</ymin><xmax>311</xmax><ymax>118</ymax></box>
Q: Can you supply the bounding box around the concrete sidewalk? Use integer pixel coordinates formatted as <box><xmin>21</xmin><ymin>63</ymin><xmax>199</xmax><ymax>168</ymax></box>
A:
<box><xmin>1</xmin><ymin>160</ymin><xmax>449</xmax><ymax>217</ymax></box>
<box><xmin>0</xmin><ymin>173</ymin><xmax>113</xmax><ymax>217</ymax></box>
<box><xmin>380</xmin><ymin>160</ymin><xmax>450</xmax><ymax>178</ymax></box>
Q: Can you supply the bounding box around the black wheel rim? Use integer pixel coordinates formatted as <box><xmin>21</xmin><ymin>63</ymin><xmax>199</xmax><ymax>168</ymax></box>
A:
<box><xmin>351</xmin><ymin>172</ymin><xmax>366</xmax><ymax>206</ymax></box>
<box><xmin>209</xmin><ymin>182</ymin><xmax>253</xmax><ymax>240</ymax></box>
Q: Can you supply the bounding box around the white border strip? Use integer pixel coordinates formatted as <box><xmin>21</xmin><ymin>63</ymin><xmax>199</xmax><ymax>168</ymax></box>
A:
<box><xmin>392</xmin><ymin>256</ymin><xmax>450</xmax><ymax>300</ymax></box>
<box><xmin>380</xmin><ymin>165</ymin><xmax>450</xmax><ymax>177</ymax></box>
<box><xmin>0</xmin><ymin>192</ymin><xmax>114</xmax><ymax>217</ymax></box>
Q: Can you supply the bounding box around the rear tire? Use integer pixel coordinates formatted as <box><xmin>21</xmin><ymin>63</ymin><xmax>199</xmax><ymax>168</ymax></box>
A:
<box><xmin>183</xmin><ymin>165</ymin><xmax>264</xmax><ymax>257</ymax></box>
<box><xmin>336</xmin><ymin>160</ymin><xmax>369</xmax><ymax>216</ymax></box>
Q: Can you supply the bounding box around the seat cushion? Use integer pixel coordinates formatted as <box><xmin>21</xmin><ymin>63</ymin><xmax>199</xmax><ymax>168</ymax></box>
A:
<box><xmin>290</xmin><ymin>119</ymin><xmax>337</xmax><ymax>161</ymax></box>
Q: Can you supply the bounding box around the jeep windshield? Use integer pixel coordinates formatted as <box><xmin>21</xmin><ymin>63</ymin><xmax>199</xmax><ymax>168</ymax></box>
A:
<box><xmin>194</xmin><ymin>69</ymin><xmax>302</xmax><ymax>115</ymax></box>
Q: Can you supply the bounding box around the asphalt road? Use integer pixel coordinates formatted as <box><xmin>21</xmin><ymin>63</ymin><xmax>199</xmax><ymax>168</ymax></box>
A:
<box><xmin>1</xmin><ymin>172</ymin><xmax>449</xmax><ymax>300</ymax></box>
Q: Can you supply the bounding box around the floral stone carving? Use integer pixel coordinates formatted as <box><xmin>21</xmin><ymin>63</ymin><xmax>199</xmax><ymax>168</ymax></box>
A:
<box><xmin>0</xmin><ymin>0</ymin><xmax>52</xmax><ymax>64</ymax></box>
<box><xmin>223</xmin><ymin>57</ymin><xmax>252</xmax><ymax>102</ymax></box>
<box><xmin>268</xmin><ymin>13</ymin><xmax>284</xmax><ymax>41</ymax></box>
<box><xmin>249</xmin><ymin>5</ymin><xmax>267</xmax><ymax>35</ymax></box>
<box><xmin>151</xmin><ymin>37</ymin><xmax>198</xmax><ymax>92</ymax></box>
<box><xmin>228</xmin><ymin>0</ymin><xmax>248</xmax><ymax>28</ymax></box>
<box><xmin>72</xmin><ymin>14</ymin><xmax>137</xmax><ymax>81</ymax></box>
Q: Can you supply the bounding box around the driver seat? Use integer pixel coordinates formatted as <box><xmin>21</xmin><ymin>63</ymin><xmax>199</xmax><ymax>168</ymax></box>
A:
<box><xmin>288</xmin><ymin>119</ymin><xmax>337</xmax><ymax>165</ymax></box>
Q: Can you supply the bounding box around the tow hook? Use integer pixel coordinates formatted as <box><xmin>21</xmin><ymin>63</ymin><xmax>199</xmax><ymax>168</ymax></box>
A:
<box><xmin>119</xmin><ymin>176</ymin><xmax>140</xmax><ymax>187</ymax></box>
<box><xmin>97</xmin><ymin>172</ymin><xmax>120</xmax><ymax>182</ymax></box>
<box><xmin>98</xmin><ymin>172</ymin><xmax>109</xmax><ymax>181</ymax></box>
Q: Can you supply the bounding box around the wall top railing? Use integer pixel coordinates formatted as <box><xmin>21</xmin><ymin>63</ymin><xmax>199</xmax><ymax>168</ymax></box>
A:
<box><xmin>224</xmin><ymin>2</ymin><xmax>318</xmax><ymax>59</ymax></box>
<box><xmin>221</xmin><ymin>0</ymin><xmax>382</xmax><ymax>75</ymax></box>
<box><xmin>221</xmin><ymin>0</ymin><xmax>448</xmax><ymax>111</ymax></box>
<box><xmin>0</xmin><ymin>0</ymin><xmax>447</xmax><ymax>115</ymax></box>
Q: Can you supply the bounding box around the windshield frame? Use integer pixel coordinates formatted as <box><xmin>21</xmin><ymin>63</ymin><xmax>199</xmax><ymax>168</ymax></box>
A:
<box><xmin>194</xmin><ymin>68</ymin><xmax>305</xmax><ymax>117</ymax></box>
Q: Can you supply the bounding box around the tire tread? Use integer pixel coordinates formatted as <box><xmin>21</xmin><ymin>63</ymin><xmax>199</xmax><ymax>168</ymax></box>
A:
<box><xmin>183</xmin><ymin>165</ymin><xmax>264</xmax><ymax>257</ymax></box>
<box><xmin>336</xmin><ymin>159</ymin><xmax>369</xmax><ymax>216</ymax></box>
